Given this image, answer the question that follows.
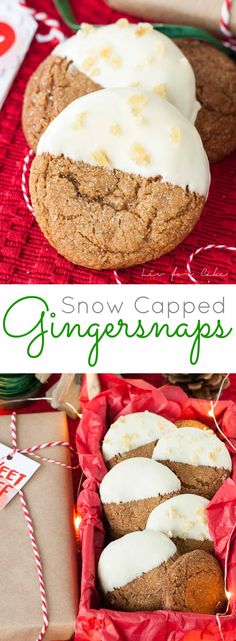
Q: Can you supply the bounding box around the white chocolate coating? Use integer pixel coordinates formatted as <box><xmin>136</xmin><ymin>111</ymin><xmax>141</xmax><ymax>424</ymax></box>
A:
<box><xmin>99</xmin><ymin>457</ymin><xmax>180</xmax><ymax>504</ymax></box>
<box><xmin>98</xmin><ymin>530</ymin><xmax>177</xmax><ymax>593</ymax></box>
<box><xmin>152</xmin><ymin>427</ymin><xmax>232</xmax><ymax>470</ymax></box>
<box><xmin>53</xmin><ymin>20</ymin><xmax>199</xmax><ymax>122</ymax></box>
<box><xmin>102</xmin><ymin>411</ymin><xmax>177</xmax><ymax>462</ymax></box>
<box><xmin>37</xmin><ymin>87</ymin><xmax>210</xmax><ymax>195</ymax></box>
<box><xmin>146</xmin><ymin>493</ymin><xmax>213</xmax><ymax>541</ymax></box>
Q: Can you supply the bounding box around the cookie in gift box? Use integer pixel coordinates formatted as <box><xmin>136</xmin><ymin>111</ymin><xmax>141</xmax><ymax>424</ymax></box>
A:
<box><xmin>152</xmin><ymin>427</ymin><xmax>232</xmax><ymax>498</ymax></box>
<box><xmin>99</xmin><ymin>457</ymin><xmax>181</xmax><ymax>537</ymax></box>
<box><xmin>29</xmin><ymin>86</ymin><xmax>210</xmax><ymax>270</ymax></box>
<box><xmin>98</xmin><ymin>531</ymin><xmax>225</xmax><ymax>614</ymax></box>
<box><xmin>163</xmin><ymin>549</ymin><xmax>226</xmax><ymax>614</ymax></box>
<box><xmin>98</xmin><ymin>530</ymin><xmax>178</xmax><ymax>611</ymax></box>
<box><xmin>22</xmin><ymin>20</ymin><xmax>199</xmax><ymax>152</ymax></box>
<box><xmin>102</xmin><ymin>410</ymin><xmax>177</xmax><ymax>468</ymax></box>
<box><xmin>146</xmin><ymin>493</ymin><xmax>214</xmax><ymax>554</ymax></box>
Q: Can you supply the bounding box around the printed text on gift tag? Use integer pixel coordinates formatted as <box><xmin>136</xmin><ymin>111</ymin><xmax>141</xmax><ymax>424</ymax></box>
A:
<box><xmin>0</xmin><ymin>443</ymin><xmax>40</xmax><ymax>510</ymax></box>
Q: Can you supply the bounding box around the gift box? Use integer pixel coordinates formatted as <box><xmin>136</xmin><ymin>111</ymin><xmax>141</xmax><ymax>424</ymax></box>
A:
<box><xmin>75</xmin><ymin>377</ymin><xmax>236</xmax><ymax>641</ymax></box>
<box><xmin>105</xmin><ymin>0</ymin><xmax>236</xmax><ymax>36</ymax></box>
<box><xmin>0</xmin><ymin>411</ymin><xmax>78</xmax><ymax>641</ymax></box>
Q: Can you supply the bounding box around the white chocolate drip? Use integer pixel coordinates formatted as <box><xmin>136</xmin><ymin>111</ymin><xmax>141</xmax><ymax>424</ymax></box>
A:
<box><xmin>99</xmin><ymin>457</ymin><xmax>180</xmax><ymax>503</ymax></box>
<box><xmin>152</xmin><ymin>427</ymin><xmax>232</xmax><ymax>470</ymax></box>
<box><xmin>53</xmin><ymin>20</ymin><xmax>199</xmax><ymax>122</ymax></box>
<box><xmin>37</xmin><ymin>88</ymin><xmax>210</xmax><ymax>194</ymax></box>
<box><xmin>98</xmin><ymin>530</ymin><xmax>177</xmax><ymax>593</ymax></box>
<box><xmin>146</xmin><ymin>493</ymin><xmax>213</xmax><ymax>541</ymax></box>
<box><xmin>101</xmin><ymin>411</ymin><xmax>177</xmax><ymax>462</ymax></box>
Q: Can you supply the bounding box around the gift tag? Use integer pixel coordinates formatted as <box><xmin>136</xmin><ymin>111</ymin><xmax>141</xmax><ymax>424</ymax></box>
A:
<box><xmin>0</xmin><ymin>1</ymin><xmax>37</xmax><ymax>109</ymax></box>
<box><xmin>0</xmin><ymin>443</ymin><xmax>40</xmax><ymax>510</ymax></box>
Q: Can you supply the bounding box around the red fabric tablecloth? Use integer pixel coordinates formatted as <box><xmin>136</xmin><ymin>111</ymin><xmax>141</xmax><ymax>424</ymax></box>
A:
<box><xmin>0</xmin><ymin>0</ymin><xmax>236</xmax><ymax>284</ymax></box>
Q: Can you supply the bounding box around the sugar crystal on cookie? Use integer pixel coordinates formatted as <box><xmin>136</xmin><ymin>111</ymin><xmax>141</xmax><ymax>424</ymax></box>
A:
<box><xmin>170</xmin><ymin>127</ymin><xmax>182</xmax><ymax>144</ymax></box>
<box><xmin>81</xmin><ymin>23</ymin><xmax>94</xmax><ymax>34</ymax></box>
<box><xmin>156</xmin><ymin>43</ymin><xmax>166</xmax><ymax>56</ymax></box>
<box><xmin>73</xmin><ymin>111</ymin><xmax>87</xmax><ymax>129</ymax></box>
<box><xmin>153</xmin><ymin>84</ymin><xmax>167</xmax><ymax>97</ymax></box>
<box><xmin>135</xmin><ymin>23</ymin><xmax>153</xmax><ymax>37</ymax></box>
<box><xmin>92</xmin><ymin>149</ymin><xmax>110</xmax><ymax>166</ymax></box>
<box><xmin>110</xmin><ymin>122</ymin><xmax>122</xmax><ymax>135</ymax></box>
<box><xmin>116</xmin><ymin>18</ymin><xmax>129</xmax><ymax>28</ymax></box>
<box><xmin>127</xmin><ymin>93</ymin><xmax>149</xmax><ymax>107</ymax></box>
<box><xmin>130</xmin><ymin>144</ymin><xmax>151</xmax><ymax>166</ymax></box>
<box><xmin>100</xmin><ymin>47</ymin><xmax>113</xmax><ymax>59</ymax></box>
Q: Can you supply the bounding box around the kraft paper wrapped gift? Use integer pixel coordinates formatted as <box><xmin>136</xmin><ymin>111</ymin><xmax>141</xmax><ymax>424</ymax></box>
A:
<box><xmin>0</xmin><ymin>412</ymin><xmax>78</xmax><ymax>641</ymax></box>
<box><xmin>106</xmin><ymin>0</ymin><xmax>236</xmax><ymax>35</ymax></box>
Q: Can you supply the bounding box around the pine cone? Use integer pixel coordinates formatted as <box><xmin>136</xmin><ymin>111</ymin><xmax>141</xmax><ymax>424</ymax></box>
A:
<box><xmin>163</xmin><ymin>374</ymin><xmax>230</xmax><ymax>400</ymax></box>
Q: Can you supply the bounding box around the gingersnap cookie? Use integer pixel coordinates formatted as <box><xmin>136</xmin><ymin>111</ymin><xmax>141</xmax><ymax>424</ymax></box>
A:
<box><xmin>163</xmin><ymin>549</ymin><xmax>226</xmax><ymax>614</ymax></box>
<box><xmin>23</xmin><ymin>20</ymin><xmax>199</xmax><ymax>152</ymax></box>
<box><xmin>102</xmin><ymin>410</ymin><xmax>177</xmax><ymax>469</ymax></box>
<box><xmin>30</xmin><ymin>87</ymin><xmax>210</xmax><ymax>271</ymax></box>
<box><xmin>146</xmin><ymin>493</ymin><xmax>213</xmax><ymax>554</ymax></box>
<box><xmin>175</xmin><ymin>419</ymin><xmax>208</xmax><ymax>429</ymax></box>
<box><xmin>99</xmin><ymin>457</ymin><xmax>181</xmax><ymax>538</ymax></box>
<box><xmin>98</xmin><ymin>530</ymin><xmax>178</xmax><ymax>611</ymax></box>
<box><xmin>152</xmin><ymin>427</ymin><xmax>232</xmax><ymax>499</ymax></box>
<box><xmin>176</xmin><ymin>39</ymin><xmax>236</xmax><ymax>162</ymax></box>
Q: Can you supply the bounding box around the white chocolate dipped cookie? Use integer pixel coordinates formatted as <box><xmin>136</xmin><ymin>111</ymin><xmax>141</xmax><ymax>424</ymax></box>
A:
<box><xmin>29</xmin><ymin>88</ymin><xmax>210</xmax><ymax>270</ymax></box>
<box><xmin>146</xmin><ymin>493</ymin><xmax>213</xmax><ymax>554</ymax></box>
<box><xmin>152</xmin><ymin>427</ymin><xmax>232</xmax><ymax>499</ymax></box>
<box><xmin>102</xmin><ymin>410</ymin><xmax>177</xmax><ymax>468</ymax></box>
<box><xmin>98</xmin><ymin>530</ymin><xmax>177</xmax><ymax>610</ymax></box>
<box><xmin>23</xmin><ymin>20</ymin><xmax>199</xmax><ymax>151</ymax></box>
<box><xmin>100</xmin><ymin>457</ymin><xmax>181</xmax><ymax>537</ymax></box>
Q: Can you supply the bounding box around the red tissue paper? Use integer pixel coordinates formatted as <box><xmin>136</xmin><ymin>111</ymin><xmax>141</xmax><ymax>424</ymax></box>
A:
<box><xmin>75</xmin><ymin>376</ymin><xmax>236</xmax><ymax>641</ymax></box>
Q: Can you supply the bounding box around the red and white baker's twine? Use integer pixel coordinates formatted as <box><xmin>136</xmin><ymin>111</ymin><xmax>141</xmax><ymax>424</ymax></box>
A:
<box><xmin>221</xmin><ymin>0</ymin><xmax>236</xmax><ymax>49</ymax></box>
<box><xmin>113</xmin><ymin>270</ymin><xmax>122</xmax><ymax>284</ymax></box>
<box><xmin>20</xmin><ymin>2</ymin><xmax>65</xmax><ymax>43</ymax></box>
<box><xmin>22</xmin><ymin>149</ymin><xmax>34</xmax><ymax>214</ymax></box>
<box><xmin>113</xmin><ymin>244</ymin><xmax>236</xmax><ymax>285</ymax></box>
<box><xmin>186</xmin><ymin>244</ymin><xmax>236</xmax><ymax>283</ymax></box>
<box><xmin>221</xmin><ymin>0</ymin><xmax>234</xmax><ymax>36</ymax></box>
<box><xmin>9</xmin><ymin>412</ymin><xmax>79</xmax><ymax>641</ymax></box>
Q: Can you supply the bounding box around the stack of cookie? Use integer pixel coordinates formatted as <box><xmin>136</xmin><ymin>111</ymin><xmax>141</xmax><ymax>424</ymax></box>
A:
<box><xmin>97</xmin><ymin>411</ymin><xmax>231</xmax><ymax>614</ymax></box>
<box><xmin>22</xmin><ymin>20</ymin><xmax>218</xmax><ymax>270</ymax></box>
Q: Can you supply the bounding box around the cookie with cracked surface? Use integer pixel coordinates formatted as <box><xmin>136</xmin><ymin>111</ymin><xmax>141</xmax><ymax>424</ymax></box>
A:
<box><xmin>22</xmin><ymin>55</ymin><xmax>101</xmax><ymax>153</ymax></box>
<box><xmin>29</xmin><ymin>87</ymin><xmax>210</xmax><ymax>270</ymax></box>
<box><xmin>152</xmin><ymin>427</ymin><xmax>232</xmax><ymax>499</ymax></box>
<box><xmin>22</xmin><ymin>20</ymin><xmax>199</xmax><ymax>152</ymax></box>
<box><xmin>163</xmin><ymin>550</ymin><xmax>226</xmax><ymax>614</ymax></box>
<box><xmin>176</xmin><ymin>39</ymin><xmax>236</xmax><ymax>162</ymax></box>
<box><xmin>98</xmin><ymin>530</ymin><xmax>178</xmax><ymax>611</ymax></box>
<box><xmin>99</xmin><ymin>457</ymin><xmax>181</xmax><ymax>538</ymax></box>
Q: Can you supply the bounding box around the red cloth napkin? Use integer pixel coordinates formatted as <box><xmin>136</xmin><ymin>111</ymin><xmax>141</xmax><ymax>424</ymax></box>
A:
<box><xmin>0</xmin><ymin>0</ymin><xmax>236</xmax><ymax>284</ymax></box>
